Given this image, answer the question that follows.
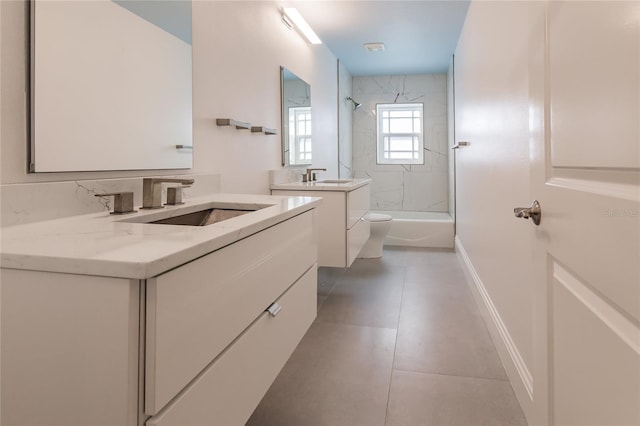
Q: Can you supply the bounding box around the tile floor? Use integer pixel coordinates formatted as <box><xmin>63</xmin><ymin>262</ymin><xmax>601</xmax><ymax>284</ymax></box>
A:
<box><xmin>247</xmin><ymin>247</ymin><xmax>527</xmax><ymax>426</ymax></box>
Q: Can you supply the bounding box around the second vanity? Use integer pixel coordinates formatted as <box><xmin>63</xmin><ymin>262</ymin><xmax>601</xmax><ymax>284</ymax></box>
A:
<box><xmin>271</xmin><ymin>178</ymin><xmax>371</xmax><ymax>268</ymax></box>
<box><xmin>0</xmin><ymin>193</ymin><xmax>321</xmax><ymax>426</ymax></box>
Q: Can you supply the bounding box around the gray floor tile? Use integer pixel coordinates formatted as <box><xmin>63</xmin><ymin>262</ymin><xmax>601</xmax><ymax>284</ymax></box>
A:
<box><xmin>402</xmin><ymin>248</ymin><xmax>460</xmax><ymax>267</ymax></box>
<box><xmin>317</xmin><ymin>280</ymin><xmax>337</xmax><ymax>296</ymax></box>
<box><xmin>404</xmin><ymin>263</ymin><xmax>466</xmax><ymax>284</ymax></box>
<box><xmin>317</xmin><ymin>263</ymin><xmax>405</xmax><ymax>328</ymax></box>
<box><xmin>401</xmin><ymin>278</ymin><xmax>479</xmax><ymax>315</ymax></box>
<box><xmin>368</xmin><ymin>246</ymin><xmax>410</xmax><ymax>266</ymax></box>
<box><xmin>317</xmin><ymin>267</ymin><xmax>346</xmax><ymax>296</ymax></box>
<box><xmin>394</xmin><ymin>280</ymin><xmax>507</xmax><ymax>380</ymax></box>
<box><xmin>316</xmin><ymin>292</ymin><xmax>402</xmax><ymax>329</ymax></box>
<box><xmin>340</xmin><ymin>259</ymin><xmax>405</xmax><ymax>282</ymax></box>
<box><xmin>317</xmin><ymin>295</ymin><xmax>327</xmax><ymax>310</ymax></box>
<box><xmin>247</xmin><ymin>322</ymin><xmax>397</xmax><ymax>426</ymax></box>
<box><xmin>385</xmin><ymin>370</ymin><xmax>527</xmax><ymax>426</ymax></box>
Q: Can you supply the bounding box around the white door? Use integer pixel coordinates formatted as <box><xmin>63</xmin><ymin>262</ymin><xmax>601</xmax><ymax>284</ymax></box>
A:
<box><xmin>528</xmin><ymin>1</ymin><xmax>640</xmax><ymax>425</ymax></box>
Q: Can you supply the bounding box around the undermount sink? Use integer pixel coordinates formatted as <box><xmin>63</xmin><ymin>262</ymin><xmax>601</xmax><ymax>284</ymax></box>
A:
<box><xmin>316</xmin><ymin>179</ymin><xmax>354</xmax><ymax>184</ymax></box>
<box><xmin>120</xmin><ymin>202</ymin><xmax>273</xmax><ymax>226</ymax></box>
<box><xmin>150</xmin><ymin>208</ymin><xmax>255</xmax><ymax>226</ymax></box>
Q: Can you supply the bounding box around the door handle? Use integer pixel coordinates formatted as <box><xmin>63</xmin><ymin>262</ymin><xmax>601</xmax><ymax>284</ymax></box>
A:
<box><xmin>514</xmin><ymin>200</ymin><xmax>542</xmax><ymax>225</ymax></box>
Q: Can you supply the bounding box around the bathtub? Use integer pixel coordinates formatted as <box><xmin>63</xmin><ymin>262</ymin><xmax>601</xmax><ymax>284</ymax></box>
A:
<box><xmin>371</xmin><ymin>210</ymin><xmax>454</xmax><ymax>249</ymax></box>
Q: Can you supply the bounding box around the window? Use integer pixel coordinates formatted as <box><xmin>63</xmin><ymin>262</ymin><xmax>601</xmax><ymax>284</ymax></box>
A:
<box><xmin>289</xmin><ymin>106</ymin><xmax>312</xmax><ymax>164</ymax></box>
<box><xmin>376</xmin><ymin>103</ymin><xmax>424</xmax><ymax>165</ymax></box>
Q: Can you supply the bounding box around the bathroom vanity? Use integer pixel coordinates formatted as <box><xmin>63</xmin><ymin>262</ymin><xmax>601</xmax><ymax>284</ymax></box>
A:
<box><xmin>0</xmin><ymin>193</ymin><xmax>320</xmax><ymax>426</ymax></box>
<box><xmin>271</xmin><ymin>179</ymin><xmax>371</xmax><ymax>268</ymax></box>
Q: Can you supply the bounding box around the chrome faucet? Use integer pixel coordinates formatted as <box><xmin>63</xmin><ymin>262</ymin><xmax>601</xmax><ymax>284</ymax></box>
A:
<box><xmin>141</xmin><ymin>178</ymin><xmax>194</xmax><ymax>209</ymax></box>
<box><xmin>305</xmin><ymin>168</ymin><xmax>326</xmax><ymax>182</ymax></box>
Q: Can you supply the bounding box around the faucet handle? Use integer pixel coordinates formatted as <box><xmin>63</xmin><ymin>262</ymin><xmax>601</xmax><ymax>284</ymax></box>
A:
<box><xmin>141</xmin><ymin>177</ymin><xmax>195</xmax><ymax>209</ymax></box>
<box><xmin>95</xmin><ymin>192</ymin><xmax>137</xmax><ymax>215</ymax></box>
<box><xmin>166</xmin><ymin>186</ymin><xmax>186</xmax><ymax>205</ymax></box>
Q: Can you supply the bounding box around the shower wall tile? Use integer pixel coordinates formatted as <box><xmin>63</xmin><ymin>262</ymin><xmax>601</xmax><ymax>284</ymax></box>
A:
<box><xmin>403</xmin><ymin>172</ymin><xmax>449</xmax><ymax>211</ymax></box>
<box><xmin>355</xmin><ymin>171</ymin><xmax>404</xmax><ymax>210</ymax></box>
<box><xmin>352</xmin><ymin>74</ymin><xmax>449</xmax><ymax>212</ymax></box>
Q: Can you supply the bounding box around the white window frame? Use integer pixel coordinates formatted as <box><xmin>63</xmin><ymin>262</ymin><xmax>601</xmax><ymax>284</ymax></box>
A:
<box><xmin>376</xmin><ymin>103</ymin><xmax>424</xmax><ymax>165</ymax></box>
<box><xmin>288</xmin><ymin>106</ymin><xmax>312</xmax><ymax>165</ymax></box>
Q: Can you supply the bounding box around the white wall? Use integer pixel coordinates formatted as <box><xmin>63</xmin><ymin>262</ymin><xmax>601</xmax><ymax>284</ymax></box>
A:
<box><xmin>352</xmin><ymin>74</ymin><xmax>449</xmax><ymax>212</ymax></box>
<box><xmin>192</xmin><ymin>0</ymin><xmax>338</xmax><ymax>193</ymax></box>
<box><xmin>0</xmin><ymin>1</ymin><xmax>339</xmax><ymax>193</ymax></box>
<box><xmin>454</xmin><ymin>1</ymin><xmax>535</xmax><ymax>420</ymax></box>
<box><xmin>337</xmin><ymin>60</ymin><xmax>353</xmax><ymax>178</ymax></box>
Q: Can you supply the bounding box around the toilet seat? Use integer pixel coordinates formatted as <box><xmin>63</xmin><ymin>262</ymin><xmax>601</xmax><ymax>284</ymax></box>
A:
<box><xmin>365</xmin><ymin>213</ymin><xmax>392</xmax><ymax>222</ymax></box>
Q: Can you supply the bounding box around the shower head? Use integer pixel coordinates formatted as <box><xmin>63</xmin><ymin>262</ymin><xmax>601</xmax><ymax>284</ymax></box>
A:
<box><xmin>346</xmin><ymin>96</ymin><xmax>362</xmax><ymax>110</ymax></box>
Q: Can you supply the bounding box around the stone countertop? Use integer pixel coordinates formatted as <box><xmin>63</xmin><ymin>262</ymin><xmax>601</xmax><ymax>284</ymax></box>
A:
<box><xmin>270</xmin><ymin>178</ymin><xmax>371</xmax><ymax>192</ymax></box>
<box><xmin>0</xmin><ymin>193</ymin><xmax>321</xmax><ymax>279</ymax></box>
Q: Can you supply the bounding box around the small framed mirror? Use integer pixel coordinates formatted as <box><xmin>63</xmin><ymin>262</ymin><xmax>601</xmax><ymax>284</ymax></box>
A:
<box><xmin>281</xmin><ymin>67</ymin><xmax>312</xmax><ymax>166</ymax></box>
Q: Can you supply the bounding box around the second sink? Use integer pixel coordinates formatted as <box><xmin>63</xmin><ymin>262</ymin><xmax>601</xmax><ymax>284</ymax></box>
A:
<box><xmin>316</xmin><ymin>179</ymin><xmax>354</xmax><ymax>184</ymax></box>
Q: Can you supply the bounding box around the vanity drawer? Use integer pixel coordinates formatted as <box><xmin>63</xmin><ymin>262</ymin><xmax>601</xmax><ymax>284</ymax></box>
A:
<box><xmin>145</xmin><ymin>211</ymin><xmax>316</xmax><ymax>415</ymax></box>
<box><xmin>146</xmin><ymin>265</ymin><xmax>317</xmax><ymax>426</ymax></box>
<box><xmin>347</xmin><ymin>216</ymin><xmax>370</xmax><ymax>267</ymax></box>
<box><xmin>347</xmin><ymin>184</ymin><xmax>370</xmax><ymax>229</ymax></box>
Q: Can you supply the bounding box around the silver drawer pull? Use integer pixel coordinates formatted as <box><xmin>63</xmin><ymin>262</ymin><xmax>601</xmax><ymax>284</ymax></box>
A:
<box><xmin>266</xmin><ymin>303</ymin><xmax>283</xmax><ymax>317</ymax></box>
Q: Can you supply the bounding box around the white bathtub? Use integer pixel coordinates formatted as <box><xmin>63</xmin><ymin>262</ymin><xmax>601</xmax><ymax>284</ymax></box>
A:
<box><xmin>371</xmin><ymin>210</ymin><xmax>454</xmax><ymax>249</ymax></box>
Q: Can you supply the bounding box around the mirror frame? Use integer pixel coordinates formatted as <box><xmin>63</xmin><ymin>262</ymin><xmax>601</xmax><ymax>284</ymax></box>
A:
<box><xmin>280</xmin><ymin>66</ymin><xmax>312</xmax><ymax>167</ymax></box>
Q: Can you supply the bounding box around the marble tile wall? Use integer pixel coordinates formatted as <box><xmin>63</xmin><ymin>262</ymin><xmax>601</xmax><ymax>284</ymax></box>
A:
<box><xmin>352</xmin><ymin>74</ymin><xmax>449</xmax><ymax>212</ymax></box>
<box><xmin>1</xmin><ymin>173</ymin><xmax>221</xmax><ymax>227</ymax></box>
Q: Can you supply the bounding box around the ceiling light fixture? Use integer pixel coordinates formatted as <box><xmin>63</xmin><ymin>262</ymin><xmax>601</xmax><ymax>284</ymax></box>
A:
<box><xmin>281</xmin><ymin>13</ymin><xmax>293</xmax><ymax>30</ymax></box>
<box><xmin>364</xmin><ymin>42</ymin><xmax>385</xmax><ymax>52</ymax></box>
<box><xmin>283</xmin><ymin>8</ymin><xmax>322</xmax><ymax>45</ymax></box>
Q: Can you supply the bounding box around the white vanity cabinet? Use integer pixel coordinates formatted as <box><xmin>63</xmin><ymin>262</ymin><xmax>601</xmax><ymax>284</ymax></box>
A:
<box><xmin>146</xmin><ymin>267</ymin><xmax>316</xmax><ymax>426</ymax></box>
<box><xmin>0</xmin><ymin>270</ymin><xmax>141</xmax><ymax>426</ymax></box>
<box><xmin>1</xmin><ymin>200</ymin><xmax>318</xmax><ymax>426</ymax></box>
<box><xmin>145</xmin><ymin>211</ymin><xmax>317</xmax><ymax>423</ymax></box>
<box><xmin>272</xmin><ymin>183</ymin><xmax>370</xmax><ymax>268</ymax></box>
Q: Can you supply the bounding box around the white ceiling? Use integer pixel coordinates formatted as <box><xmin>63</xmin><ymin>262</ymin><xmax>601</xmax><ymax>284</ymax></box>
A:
<box><xmin>289</xmin><ymin>0</ymin><xmax>470</xmax><ymax>76</ymax></box>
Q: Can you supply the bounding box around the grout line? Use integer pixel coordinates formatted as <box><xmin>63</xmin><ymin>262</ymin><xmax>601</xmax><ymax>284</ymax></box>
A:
<box><xmin>383</xmin><ymin>264</ymin><xmax>407</xmax><ymax>425</ymax></box>
<box><xmin>391</xmin><ymin>367</ymin><xmax>511</xmax><ymax>383</ymax></box>
<box><xmin>313</xmin><ymin>316</ymin><xmax>400</xmax><ymax>330</ymax></box>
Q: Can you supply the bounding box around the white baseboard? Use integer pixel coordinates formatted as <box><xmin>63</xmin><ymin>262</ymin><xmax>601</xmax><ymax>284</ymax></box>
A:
<box><xmin>455</xmin><ymin>235</ymin><xmax>533</xmax><ymax>420</ymax></box>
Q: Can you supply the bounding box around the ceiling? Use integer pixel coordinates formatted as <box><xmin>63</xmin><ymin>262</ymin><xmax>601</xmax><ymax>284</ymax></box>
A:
<box><xmin>289</xmin><ymin>1</ymin><xmax>470</xmax><ymax>77</ymax></box>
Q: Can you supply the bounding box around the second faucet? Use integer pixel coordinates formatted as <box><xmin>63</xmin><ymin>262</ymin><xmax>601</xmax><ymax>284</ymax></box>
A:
<box><xmin>305</xmin><ymin>168</ymin><xmax>326</xmax><ymax>182</ymax></box>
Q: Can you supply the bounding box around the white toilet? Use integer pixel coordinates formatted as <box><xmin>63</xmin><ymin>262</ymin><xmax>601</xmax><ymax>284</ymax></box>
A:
<box><xmin>358</xmin><ymin>213</ymin><xmax>393</xmax><ymax>258</ymax></box>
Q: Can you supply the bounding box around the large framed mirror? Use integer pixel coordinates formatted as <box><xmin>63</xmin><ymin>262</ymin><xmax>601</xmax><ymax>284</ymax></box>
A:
<box><xmin>281</xmin><ymin>67</ymin><xmax>312</xmax><ymax>166</ymax></box>
<box><xmin>30</xmin><ymin>0</ymin><xmax>193</xmax><ymax>172</ymax></box>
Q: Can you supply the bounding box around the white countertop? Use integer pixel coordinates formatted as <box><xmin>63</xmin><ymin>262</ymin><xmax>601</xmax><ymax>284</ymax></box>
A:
<box><xmin>271</xmin><ymin>178</ymin><xmax>371</xmax><ymax>192</ymax></box>
<box><xmin>0</xmin><ymin>193</ymin><xmax>321</xmax><ymax>279</ymax></box>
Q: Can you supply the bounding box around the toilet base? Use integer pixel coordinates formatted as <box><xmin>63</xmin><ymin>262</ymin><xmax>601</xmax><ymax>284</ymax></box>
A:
<box><xmin>358</xmin><ymin>250</ymin><xmax>383</xmax><ymax>259</ymax></box>
<box><xmin>358</xmin><ymin>239</ymin><xmax>384</xmax><ymax>258</ymax></box>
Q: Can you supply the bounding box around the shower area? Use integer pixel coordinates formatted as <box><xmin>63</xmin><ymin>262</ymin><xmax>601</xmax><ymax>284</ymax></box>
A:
<box><xmin>338</xmin><ymin>67</ymin><xmax>455</xmax><ymax>248</ymax></box>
